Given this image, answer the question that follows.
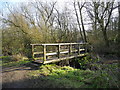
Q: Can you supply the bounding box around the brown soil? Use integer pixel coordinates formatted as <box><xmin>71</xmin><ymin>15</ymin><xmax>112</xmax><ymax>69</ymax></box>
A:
<box><xmin>2</xmin><ymin>64</ymin><xmax>39</xmax><ymax>88</ymax></box>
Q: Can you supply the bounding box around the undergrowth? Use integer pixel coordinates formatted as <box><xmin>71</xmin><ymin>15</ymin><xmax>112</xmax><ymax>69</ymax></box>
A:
<box><xmin>75</xmin><ymin>55</ymin><xmax>99</xmax><ymax>69</ymax></box>
<box><xmin>29</xmin><ymin>64</ymin><xmax>119</xmax><ymax>88</ymax></box>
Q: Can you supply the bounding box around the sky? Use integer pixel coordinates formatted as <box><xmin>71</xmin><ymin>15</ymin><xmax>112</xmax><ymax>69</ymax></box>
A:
<box><xmin>0</xmin><ymin>0</ymin><xmax>68</xmax><ymax>10</ymax></box>
<box><xmin>0</xmin><ymin>0</ymin><xmax>119</xmax><ymax>2</ymax></box>
<box><xmin>0</xmin><ymin>0</ymin><xmax>119</xmax><ymax>30</ymax></box>
<box><xmin>0</xmin><ymin>0</ymin><xmax>30</xmax><ymax>2</ymax></box>
<box><xmin>0</xmin><ymin>0</ymin><xmax>70</xmax><ymax>4</ymax></box>
<box><xmin>0</xmin><ymin>0</ymin><xmax>119</xmax><ymax>10</ymax></box>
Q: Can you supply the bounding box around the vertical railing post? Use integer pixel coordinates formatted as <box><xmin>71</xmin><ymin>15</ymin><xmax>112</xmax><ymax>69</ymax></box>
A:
<box><xmin>43</xmin><ymin>45</ymin><xmax>46</xmax><ymax>62</ymax></box>
<box><xmin>32</xmin><ymin>45</ymin><xmax>35</xmax><ymax>60</ymax></box>
<box><xmin>69</xmin><ymin>44</ymin><xmax>72</xmax><ymax>56</ymax></box>
<box><xmin>78</xmin><ymin>44</ymin><xmax>80</xmax><ymax>55</ymax></box>
<box><xmin>57</xmin><ymin>45</ymin><xmax>60</xmax><ymax>58</ymax></box>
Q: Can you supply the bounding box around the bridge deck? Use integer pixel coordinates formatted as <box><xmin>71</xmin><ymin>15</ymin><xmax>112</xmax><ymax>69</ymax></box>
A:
<box><xmin>34</xmin><ymin>53</ymin><xmax>88</xmax><ymax>64</ymax></box>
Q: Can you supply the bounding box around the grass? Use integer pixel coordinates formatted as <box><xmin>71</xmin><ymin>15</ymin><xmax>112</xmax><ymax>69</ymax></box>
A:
<box><xmin>1</xmin><ymin>55</ymin><xmax>119</xmax><ymax>88</ymax></box>
<box><xmin>1</xmin><ymin>56</ymin><xmax>31</xmax><ymax>68</ymax></box>
<box><xmin>29</xmin><ymin>64</ymin><xmax>119</xmax><ymax>88</ymax></box>
<box><xmin>85</xmin><ymin>62</ymin><xmax>120</xmax><ymax>88</ymax></box>
<box><xmin>2</xmin><ymin>60</ymin><xmax>31</xmax><ymax>67</ymax></box>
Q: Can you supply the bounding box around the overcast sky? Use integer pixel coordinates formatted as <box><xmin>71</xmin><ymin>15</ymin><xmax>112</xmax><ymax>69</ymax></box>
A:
<box><xmin>0</xmin><ymin>0</ymin><xmax>69</xmax><ymax>10</ymax></box>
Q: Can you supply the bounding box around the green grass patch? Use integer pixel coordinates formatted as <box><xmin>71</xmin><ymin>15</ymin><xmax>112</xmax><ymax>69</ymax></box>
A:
<box><xmin>90</xmin><ymin>63</ymin><xmax>120</xmax><ymax>88</ymax></box>
<box><xmin>1</xmin><ymin>56</ymin><xmax>31</xmax><ymax>67</ymax></box>
<box><xmin>0</xmin><ymin>56</ymin><xmax>13</xmax><ymax>63</ymax></box>
<box><xmin>29</xmin><ymin>64</ymin><xmax>118</xmax><ymax>88</ymax></box>
<box><xmin>2</xmin><ymin>60</ymin><xmax>31</xmax><ymax>68</ymax></box>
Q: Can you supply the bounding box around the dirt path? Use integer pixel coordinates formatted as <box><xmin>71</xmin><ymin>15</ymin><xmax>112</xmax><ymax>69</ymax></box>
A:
<box><xmin>2</xmin><ymin>64</ymin><xmax>39</xmax><ymax>88</ymax></box>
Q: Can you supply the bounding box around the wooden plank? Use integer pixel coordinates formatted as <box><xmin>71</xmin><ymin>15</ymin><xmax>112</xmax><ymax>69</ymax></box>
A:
<box><xmin>30</xmin><ymin>43</ymin><xmax>88</xmax><ymax>46</ymax></box>
<box><xmin>60</xmin><ymin>51</ymin><xmax>69</xmax><ymax>54</ymax></box>
<box><xmin>46</xmin><ymin>52</ymin><xmax>57</xmax><ymax>56</ymax></box>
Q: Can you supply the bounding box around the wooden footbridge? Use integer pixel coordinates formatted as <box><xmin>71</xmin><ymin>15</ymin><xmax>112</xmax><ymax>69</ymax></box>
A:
<box><xmin>31</xmin><ymin>43</ymin><xmax>90</xmax><ymax>64</ymax></box>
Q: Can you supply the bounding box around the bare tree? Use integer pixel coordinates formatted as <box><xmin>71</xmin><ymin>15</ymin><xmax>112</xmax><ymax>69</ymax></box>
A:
<box><xmin>86</xmin><ymin>2</ymin><xmax>114</xmax><ymax>47</ymax></box>
<box><xmin>73</xmin><ymin>1</ymin><xmax>84</xmax><ymax>41</ymax></box>
<box><xmin>77</xmin><ymin>2</ymin><xmax>87</xmax><ymax>42</ymax></box>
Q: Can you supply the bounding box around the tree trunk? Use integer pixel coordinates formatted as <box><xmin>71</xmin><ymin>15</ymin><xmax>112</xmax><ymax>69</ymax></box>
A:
<box><xmin>117</xmin><ymin>2</ymin><xmax>120</xmax><ymax>43</ymax></box>
<box><xmin>118</xmin><ymin>2</ymin><xmax>120</xmax><ymax>31</ymax></box>
<box><xmin>78</xmin><ymin>2</ymin><xmax>87</xmax><ymax>43</ymax></box>
<box><xmin>102</xmin><ymin>27</ymin><xmax>109</xmax><ymax>47</ymax></box>
<box><xmin>79</xmin><ymin>9</ymin><xmax>87</xmax><ymax>42</ymax></box>
<box><xmin>73</xmin><ymin>2</ymin><xmax>84</xmax><ymax>41</ymax></box>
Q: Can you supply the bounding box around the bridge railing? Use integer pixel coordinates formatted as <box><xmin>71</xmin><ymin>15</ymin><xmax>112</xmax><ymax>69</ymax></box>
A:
<box><xmin>30</xmin><ymin>43</ymin><xmax>89</xmax><ymax>64</ymax></box>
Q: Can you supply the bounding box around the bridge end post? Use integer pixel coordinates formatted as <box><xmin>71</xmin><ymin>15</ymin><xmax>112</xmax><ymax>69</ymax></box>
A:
<box><xmin>43</xmin><ymin>45</ymin><xmax>46</xmax><ymax>63</ymax></box>
<box><xmin>32</xmin><ymin>45</ymin><xmax>35</xmax><ymax>61</ymax></box>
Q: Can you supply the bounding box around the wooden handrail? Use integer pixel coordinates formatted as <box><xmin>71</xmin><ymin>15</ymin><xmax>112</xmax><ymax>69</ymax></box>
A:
<box><xmin>30</xmin><ymin>43</ymin><xmax>88</xmax><ymax>46</ymax></box>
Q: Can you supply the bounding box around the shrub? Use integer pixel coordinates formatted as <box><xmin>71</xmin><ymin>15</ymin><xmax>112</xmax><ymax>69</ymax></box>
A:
<box><xmin>12</xmin><ymin>54</ymin><xmax>28</xmax><ymax>61</ymax></box>
<box><xmin>76</xmin><ymin>55</ymin><xmax>99</xmax><ymax>69</ymax></box>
